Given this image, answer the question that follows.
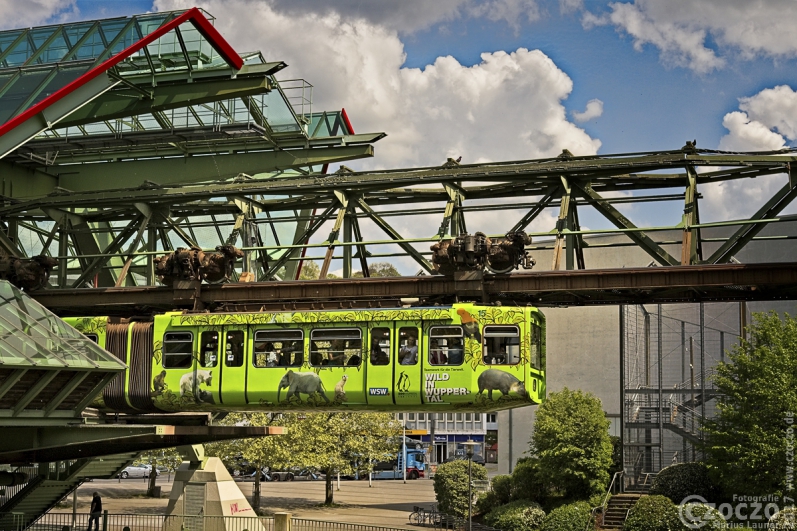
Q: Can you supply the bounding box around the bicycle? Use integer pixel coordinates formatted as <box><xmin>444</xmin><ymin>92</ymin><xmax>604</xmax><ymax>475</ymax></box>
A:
<box><xmin>408</xmin><ymin>505</ymin><xmax>441</xmax><ymax>526</ymax></box>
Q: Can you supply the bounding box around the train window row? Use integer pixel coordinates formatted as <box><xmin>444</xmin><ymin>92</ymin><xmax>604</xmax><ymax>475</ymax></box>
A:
<box><xmin>161</xmin><ymin>325</ymin><xmax>527</xmax><ymax>369</ymax></box>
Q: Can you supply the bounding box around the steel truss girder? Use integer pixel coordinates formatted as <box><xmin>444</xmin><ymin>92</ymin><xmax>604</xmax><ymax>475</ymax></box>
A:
<box><xmin>49</xmin><ymin>72</ymin><xmax>273</xmax><ymax>130</ymax></box>
<box><xmin>707</xmin><ymin>177</ymin><xmax>797</xmax><ymax>263</ymax></box>
<box><xmin>49</xmin><ymin>145</ymin><xmax>375</xmax><ymax>192</ymax></box>
<box><xmin>575</xmin><ymin>182</ymin><xmax>680</xmax><ymax>267</ymax></box>
<box><xmin>29</xmin><ymin>262</ymin><xmax>797</xmax><ymax>315</ymax></box>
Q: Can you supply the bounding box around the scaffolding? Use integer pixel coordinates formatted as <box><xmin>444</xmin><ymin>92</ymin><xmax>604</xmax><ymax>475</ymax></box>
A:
<box><xmin>619</xmin><ymin>302</ymin><xmax>746</xmax><ymax>489</ymax></box>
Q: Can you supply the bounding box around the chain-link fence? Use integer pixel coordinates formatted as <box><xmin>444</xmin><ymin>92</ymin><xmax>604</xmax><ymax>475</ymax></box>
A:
<box><xmin>620</xmin><ymin>302</ymin><xmax>744</xmax><ymax>489</ymax></box>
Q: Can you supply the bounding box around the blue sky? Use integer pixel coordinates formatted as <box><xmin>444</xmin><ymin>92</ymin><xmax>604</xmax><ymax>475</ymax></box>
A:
<box><xmin>8</xmin><ymin>0</ymin><xmax>797</xmax><ymax>271</ymax></box>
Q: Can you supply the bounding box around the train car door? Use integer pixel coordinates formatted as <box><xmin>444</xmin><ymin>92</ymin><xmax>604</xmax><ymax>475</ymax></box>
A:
<box><xmin>393</xmin><ymin>324</ymin><xmax>423</xmax><ymax>406</ymax></box>
<box><xmin>307</xmin><ymin>327</ymin><xmax>366</xmax><ymax>407</ymax></box>
<box><xmin>195</xmin><ymin>329</ymin><xmax>221</xmax><ymax>406</ymax></box>
<box><xmin>247</xmin><ymin>328</ymin><xmax>306</xmax><ymax>406</ymax></box>
<box><xmin>219</xmin><ymin>328</ymin><xmax>247</xmax><ymax>405</ymax></box>
<box><xmin>365</xmin><ymin>325</ymin><xmax>393</xmax><ymax>405</ymax></box>
<box><xmin>423</xmin><ymin>324</ymin><xmax>469</xmax><ymax>406</ymax></box>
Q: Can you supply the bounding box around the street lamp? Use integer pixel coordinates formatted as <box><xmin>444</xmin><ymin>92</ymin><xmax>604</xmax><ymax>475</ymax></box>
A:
<box><xmin>462</xmin><ymin>439</ymin><xmax>479</xmax><ymax>531</ymax></box>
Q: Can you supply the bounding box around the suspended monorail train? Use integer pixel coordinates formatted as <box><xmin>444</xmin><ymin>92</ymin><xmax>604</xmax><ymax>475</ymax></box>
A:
<box><xmin>64</xmin><ymin>303</ymin><xmax>545</xmax><ymax>413</ymax></box>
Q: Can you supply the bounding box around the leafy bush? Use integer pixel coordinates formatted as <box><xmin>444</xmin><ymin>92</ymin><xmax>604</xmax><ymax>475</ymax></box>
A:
<box><xmin>485</xmin><ymin>500</ymin><xmax>546</xmax><ymax>531</ymax></box>
<box><xmin>540</xmin><ymin>501</ymin><xmax>592</xmax><ymax>531</ymax></box>
<box><xmin>770</xmin><ymin>507</ymin><xmax>797</xmax><ymax>530</ymax></box>
<box><xmin>433</xmin><ymin>459</ymin><xmax>488</xmax><ymax>518</ymax></box>
<box><xmin>679</xmin><ymin>503</ymin><xmax>728</xmax><ymax>530</ymax></box>
<box><xmin>531</xmin><ymin>388</ymin><xmax>613</xmax><ymax>498</ymax></box>
<box><xmin>493</xmin><ymin>474</ymin><xmax>513</xmax><ymax>504</ymax></box>
<box><xmin>650</xmin><ymin>463</ymin><xmax>717</xmax><ymax>504</ymax></box>
<box><xmin>475</xmin><ymin>475</ymin><xmax>512</xmax><ymax>515</ymax></box>
<box><xmin>475</xmin><ymin>491</ymin><xmax>501</xmax><ymax>516</ymax></box>
<box><xmin>623</xmin><ymin>495</ymin><xmax>681</xmax><ymax>531</ymax></box>
<box><xmin>511</xmin><ymin>458</ymin><xmax>547</xmax><ymax>501</ymax></box>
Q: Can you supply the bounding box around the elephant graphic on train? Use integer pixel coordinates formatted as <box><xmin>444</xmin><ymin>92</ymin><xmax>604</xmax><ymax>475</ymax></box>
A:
<box><xmin>277</xmin><ymin>370</ymin><xmax>329</xmax><ymax>403</ymax></box>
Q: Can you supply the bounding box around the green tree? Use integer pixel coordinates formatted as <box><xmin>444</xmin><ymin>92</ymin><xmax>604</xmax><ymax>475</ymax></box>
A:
<box><xmin>229</xmin><ymin>412</ymin><xmax>400</xmax><ymax>505</ymax></box>
<box><xmin>137</xmin><ymin>447</ymin><xmax>182</xmax><ymax>496</ymax></box>
<box><xmin>705</xmin><ymin>312</ymin><xmax>797</xmax><ymax>498</ymax></box>
<box><xmin>530</xmin><ymin>388</ymin><xmax>613</xmax><ymax>499</ymax></box>
<box><xmin>353</xmin><ymin>262</ymin><xmax>400</xmax><ymax>278</ymax></box>
<box><xmin>433</xmin><ymin>459</ymin><xmax>488</xmax><ymax>518</ymax></box>
<box><xmin>298</xmin><ymin>260</ymin><xmax>338</xmax><ymax>280</ymax></box>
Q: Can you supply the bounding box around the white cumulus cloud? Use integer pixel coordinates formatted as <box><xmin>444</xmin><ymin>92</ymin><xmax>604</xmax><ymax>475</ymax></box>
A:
<box><xmin>572</xmin><ymin>99</ymin><xmax>603</xmax><ymax>122</ymax></box>
<box><xmin>583</xmin><ymin>0</ymin><xmax>797</xmax><ymax>73</ymax></box>
<box><xmin>0</xmin><ymin>0</ymin><xmax>78</xmax><ymax>30</ymax></box>
<box><xmin>154</xmin><ymin>0</ymin><xmax>600</xmax><ymax>170</ymax></box>
<box><xmin>703</xmin><ymin>85</ymin><xmax>797</xmax><ymax>222</ymax></box>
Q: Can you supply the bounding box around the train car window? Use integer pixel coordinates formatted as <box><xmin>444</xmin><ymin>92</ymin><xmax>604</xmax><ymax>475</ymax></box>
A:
<box><xmin>85</xmin><ymin>333</ymin><xmax>98</xmax><ymax>343</ymax></box>
<box><xmin>531</xmin><ymin>324</ymin><xmax>542</xmax><ymax>369</ymax></box>
<box><xmin>163</xmin><ymin>332</ymin><xmax>193</xmax><ymax>368</ymax></box>
<box><xmin>429</xmin><ymin>326</ymin><xmax>464</xmax><ymax>366</ymax></box>
<box><xmin>398</xmin><ymin>327</ymin><xmax>419</xmax><ymax>365</ymax></box>
<box><xmin>483</xmin><ymin>325</ymin><xmax>520</xmax><ymax>365</ymax></box>
<box><xmin>310</xmin><ymin>328</ymin><xmax>362</xmax><ymax>367</ymax></box>
<box><xmin>369</xmin><ymin>327</ymin><xmax>390</xmax><ymax>365</ymax></box>
<box><xmin>200</xmin><ymin>331</ymin><xmax>219</xmax><ymax>368</ymax></box>
<box><xmin>253</xmin><ymin>330</ymin><xmax>304</xmax><ymax>367</ymax></box>
<box><xmin>225</xmin><ymin>331</ymin><xmax>245</xmax><ymax>367</ymax></box>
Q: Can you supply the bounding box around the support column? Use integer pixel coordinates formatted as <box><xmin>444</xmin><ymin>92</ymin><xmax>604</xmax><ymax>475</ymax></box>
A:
<box><xmin>320</xmin><ymin>192</ymin><xmax>348</xmax><ymax>279</ymax></box>
<box><xmin>681</xmin><ymin>166</ymin><xmax>699</xmax><ymax>265</ymax></box>
<box><xmin>551</xmin><ymin>177</ymin><xmax>572</xmax><ymax>271</ymax></box>
<box><xmin>343</xmin><ymin>207</ymin><xmax>353</xmax><ymax>278</ymax></box>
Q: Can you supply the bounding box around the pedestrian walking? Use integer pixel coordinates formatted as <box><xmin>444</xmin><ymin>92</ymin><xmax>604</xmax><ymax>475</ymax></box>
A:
<box><xmin>87</xmin><ymin>492</ymin><xmax>102</xmax><ymax>531</ymax></box>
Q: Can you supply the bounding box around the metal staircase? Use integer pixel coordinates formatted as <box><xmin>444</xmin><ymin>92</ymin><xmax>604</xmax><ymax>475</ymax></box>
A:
<box><xmin>601</xmin><ymin>493</ymin><xmax>643</xmax><ymax>530</ymax></box>
<box><xmin>0</xmin><ymin>453</ymin><xmax>139</xmax><ymax>530</ymax></box>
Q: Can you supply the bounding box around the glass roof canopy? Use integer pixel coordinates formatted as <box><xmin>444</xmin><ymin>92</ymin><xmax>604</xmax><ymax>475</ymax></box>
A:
<box><xmin>0</xmin><ymin>9</ymin><xmax>233</xmax><ymax>129</ymax></box>
<box><xmin>0</xmin><ymin>280</ymin><xmax>125</xmax><ymax>371</ymax></box>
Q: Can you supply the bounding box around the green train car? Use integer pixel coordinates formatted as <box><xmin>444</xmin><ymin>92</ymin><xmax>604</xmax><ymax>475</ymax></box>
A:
<box><xmin>64</xmin><ymin>303</ymin><xmax>545</xmax><ymax>413</ymax></box>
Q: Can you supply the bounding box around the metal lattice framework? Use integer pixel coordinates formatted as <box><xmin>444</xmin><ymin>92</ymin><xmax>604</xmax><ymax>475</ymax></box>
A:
<box><xmin>0</xmin><ymin>10</ymin><xmax>796</xmax><ymax>291</ymax></box>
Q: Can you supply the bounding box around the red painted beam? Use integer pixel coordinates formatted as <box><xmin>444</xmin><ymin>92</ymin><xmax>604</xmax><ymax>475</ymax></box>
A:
<box><xmin>0</xmin><ymin>7</ymin><xmax>243</xmax><ymax>139</ymax></box>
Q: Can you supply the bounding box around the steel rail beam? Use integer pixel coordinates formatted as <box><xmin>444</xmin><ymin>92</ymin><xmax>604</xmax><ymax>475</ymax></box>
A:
<box><xmin>30</xmin><ymin>262</ymin><xmax>797</xmax><ymax>315</ymax></box>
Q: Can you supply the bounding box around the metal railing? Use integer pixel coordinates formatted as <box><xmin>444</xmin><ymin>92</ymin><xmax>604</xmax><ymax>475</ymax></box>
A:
<box><xmin>585</xmin><ymin>471</ymin><xmax>623</xmax><ymax>531</ymax></box>
<box><xmin>0</xmin><ymin>513</ymin><xmax>416</xmax><ymax>531</ymax></box>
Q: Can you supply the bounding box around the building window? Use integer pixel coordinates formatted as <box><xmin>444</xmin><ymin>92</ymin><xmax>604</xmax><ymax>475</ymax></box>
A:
<box><xmin>200</xmin><ymin>331</ymin><xmax>219</xmax><ymax>368</ymax></box>
<box><xmin>253</xmin><ymin>329</ymin><xmax>303</xmax><ymax>367</ymax></box>
<box><xmin>429</xmin><ymin>326</ymin><xmax>464</xmax><ymax>365</ymax></box>
<box><xmin>310</xmin><ymin>328</ymin><xmax>362</xmax><ymax>366</ymax></box>
<box><xmin>398</xmin><ymin>413</ymin><xmax>404</xmax><ymax>421</ymax></box>
<box><xmin>483</xmin><ymin>325</ymin><xmax>520</xmax><ymax>365</ymax></box>
<box><xmin>409</xmin><ymin>413</ymin><xmax>415</xmax><ymax>421</ymax></box>
<box><xmin>225</xmin><ymin>331</ymin><xmax>245</xmax><ymax>367</ymax></box>
<box><xmin>163</xmin><ymin>332</ymin><xmax>193</xmax><ymax>368</ymax></box>
<box><xmin>465</xmin><ymin>413</ymin><xmax>472</xmax><ymax>422</ymax></box>
<box><xmin>370</xmin><ymin>327</ymin><xmax>390</xmax><ymax>365</ymax></box>
<box><xmin>418</xmin><ymin>413</ymin><xmax>425</xmax><ymax>421</ymax></box>
<box><xmin>487</xmin><ymin>414</ymin><xmax>497</xmax><ymax>423</ymax></box>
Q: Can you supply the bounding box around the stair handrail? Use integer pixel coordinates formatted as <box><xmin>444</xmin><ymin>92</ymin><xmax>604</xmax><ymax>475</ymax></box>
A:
<box><xmin>584</xmin><ymin>470</ymin><xmax>623</xmax><ymax>531</ymax></box>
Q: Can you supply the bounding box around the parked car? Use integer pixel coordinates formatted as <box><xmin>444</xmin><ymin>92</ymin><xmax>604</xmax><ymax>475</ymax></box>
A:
<box><xmin>118</xmin><ymin>464</ymin><xmax>159</xmax><ymax>479</ymax></box>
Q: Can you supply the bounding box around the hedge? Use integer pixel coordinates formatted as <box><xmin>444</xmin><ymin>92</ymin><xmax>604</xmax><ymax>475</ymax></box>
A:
<box><xmin>649</xmin><ymin>462</ymin><xmax>717</xmax><ymax>504</ymax></box>
<box><xmin>540</xmin><ymin>501</ymin><xmax>592</xmax><ymax>531</ymax></box>
<box><xmin>770</xmin><ymin>507</ymin><xmax>797</xmax><ymax>530</ymax></box>
<box><xmin>485</xmin><ymin>500</ymin><xmax>546</xmax><ymax>531</ymax></box>
<box><xmin>623</xmin><ymin>495</ymin><xmax>681</xmax><ymax>531</ymax></box>
<box><xmin>433</xmin><ymin>459</ymin><xmax>488</xmax><ymax>518</ymax></box>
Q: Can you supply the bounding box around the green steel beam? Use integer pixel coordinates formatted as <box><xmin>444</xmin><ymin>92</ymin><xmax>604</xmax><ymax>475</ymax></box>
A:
<box><xmin>12</xmin><ymin>371</ymin><xmax>59</xmax><ymax>417</ymax></box>
<box><xmin>71</xmin><ymin>215</ymin><xmax>142</xmax><ymax>287</ymax></box>
<box><xmin>54</xmin><ymin>144</ymin><xmax>375</xmax><ymax>191</ymax></box>
<box><xmin>575</xmin><ymin>182</ymin><xmax>680</xmax><ymax>267</ymax></box>
<box><xmin>53</xmin><ymin>74</ymin><xmax>272</xmax><ymax>129</ymax></box>
<box><xmin>0</xmin><ymin>73</ymin><xmax>120</xmax><ymax>159</ymax></box>
<box><xmin>43</xmin><ymin>372</ymin><xmax>90</xmax><ymax>416</ymax></box>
